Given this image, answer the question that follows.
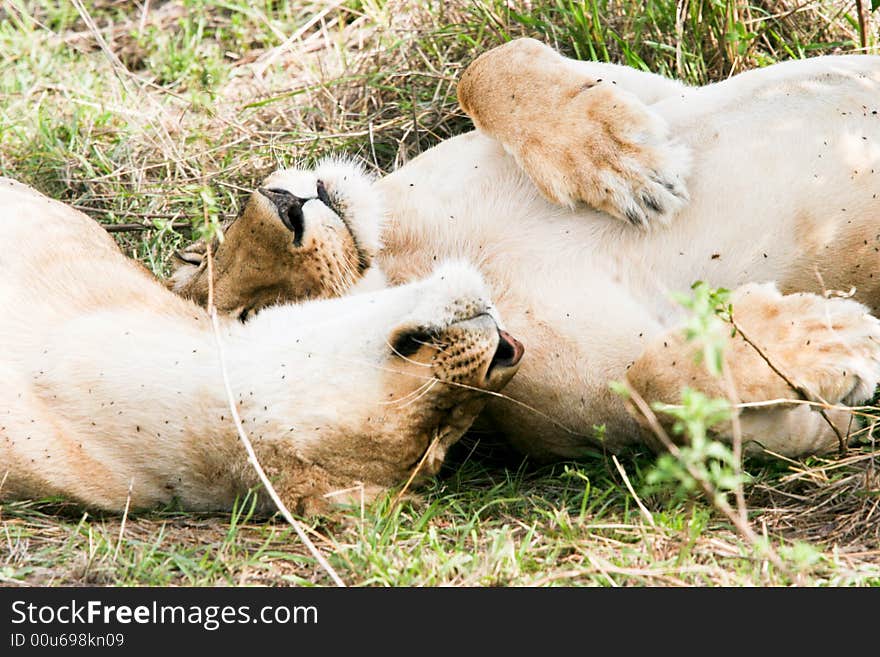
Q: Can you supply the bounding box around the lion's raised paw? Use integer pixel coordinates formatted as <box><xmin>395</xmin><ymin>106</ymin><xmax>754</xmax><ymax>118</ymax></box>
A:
<box><xmin>627</xmin><ymin>284</ymin><xmax>880</xmax><ymax>457</ymax></box>
<box><xmin>538</xmin><ymin>85</ymin><xmax>693</xmax><ymax>227</ymax></box>
<box><xmin>457</xmin><ymin>38</ymin><xmax>691</xmax><ymax>228</ymax></box>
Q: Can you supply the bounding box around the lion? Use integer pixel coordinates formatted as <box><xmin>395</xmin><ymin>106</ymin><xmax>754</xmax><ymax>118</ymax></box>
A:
<box><xmin>0</xmin><ymin>177</ymin><xmax>522</xmax><ymax>513</ymax></box>
<box><xmin>171</xmin><ymin>38</ymin><xmax>880</xmax><ymax>463</ymax></box>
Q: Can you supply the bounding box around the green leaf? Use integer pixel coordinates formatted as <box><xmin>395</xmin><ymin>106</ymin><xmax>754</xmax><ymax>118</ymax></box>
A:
<box><xmin>608</xmin><ymin>380</ymin><xmax>630</xmax><ymax>398</ymax></box>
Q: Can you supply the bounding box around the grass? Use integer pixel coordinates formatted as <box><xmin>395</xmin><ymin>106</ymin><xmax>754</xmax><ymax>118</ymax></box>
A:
<box><xmin>4</xmin><ymin>446</ymin><xmax>880</xmax><ymax>586</ymax></box>
<box><xmin>1</xmin><ymin>0</ymin><xmax>879</xmax><ymax>587</ymax></box>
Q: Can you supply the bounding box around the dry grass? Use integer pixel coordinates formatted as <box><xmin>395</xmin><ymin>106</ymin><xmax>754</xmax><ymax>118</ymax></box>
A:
<box><xmin>1</xmin><ymin>0</ymin><xmax>879</xmax><ymax>586</ymax></box>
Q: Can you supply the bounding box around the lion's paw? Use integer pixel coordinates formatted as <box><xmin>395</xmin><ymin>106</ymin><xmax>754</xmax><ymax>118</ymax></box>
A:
<box><xmin>527</xmin><ymin>84</ymin><xmax>692</xmax><ymax>227</ymax></box>
<box><xmin>457</xmin><ymin>38</ymin><xmax>691</xmax><ymax>228</ymax></box>
<box><xmin>167</xmin><ymin>240</ymin><xmax>207</xmax><ymax>294</ymax></box>
<box><xmin>734</xmin><ymin>285</ymin><xmax>880</xmax><ymax>407</ymax></box>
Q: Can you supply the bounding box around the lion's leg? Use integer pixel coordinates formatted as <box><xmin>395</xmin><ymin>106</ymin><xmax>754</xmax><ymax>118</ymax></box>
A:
<box><xmin>457</xmin><ymin>38</ymin><xmax>691</xmax><ymax>227</ymax></box>
<box><xmin>626</xmin><ymin>283</ymin><xmax>880</xmax><ymax>457</ymax></box>
<box><xmin>566</xmin><ymin>60</ymin><xmax>687</xmax><ymax>104</ymax></box>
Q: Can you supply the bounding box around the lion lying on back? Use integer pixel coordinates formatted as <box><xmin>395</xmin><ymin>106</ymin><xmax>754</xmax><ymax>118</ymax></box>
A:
<box><xmin>0</xmin><ymin>175</ymin><xmax>521</xmax><ymax>513</ymax></box>
<box><xmin>173</xmin><ymin>39</ymin><xmax>880</xmax><ymax>461</ymax></box>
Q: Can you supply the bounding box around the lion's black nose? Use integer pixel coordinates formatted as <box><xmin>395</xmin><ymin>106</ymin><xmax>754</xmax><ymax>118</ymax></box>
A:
<box><xmin>258</xmin><ymin>187</ymin><xmax>306</xmax><ymax>245</ymax></box>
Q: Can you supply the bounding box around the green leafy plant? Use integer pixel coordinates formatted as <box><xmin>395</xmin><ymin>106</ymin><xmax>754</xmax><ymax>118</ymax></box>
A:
<box><xmin>640</xmin><ymin>281</ymin><xmax>745</xmax><ymax>504</ymax></box>
<box><xmin>608</xmin><ymin>280</ymin><xmax>747</xmax><ymax>506</ymax></box>
<box><xmin>194</xmin><ymin>185</ymin><xmax>224</xmax><ymax>245</ymax></box>
<box><xmin>669</xmin><ymin>280</ymin><xmax>731</xmax><ymax>376</ymax></box>
<box><xmin>646</xmin><ymin>388</ymin><xmax>749</xmax><ymax>504</ymax></box>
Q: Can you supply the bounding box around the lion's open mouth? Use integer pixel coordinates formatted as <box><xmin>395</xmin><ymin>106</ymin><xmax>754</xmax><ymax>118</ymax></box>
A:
<box><xmin>486</xmin><ymin>329</ymin><xmax>524</xmax><ymax>378</ymax></box>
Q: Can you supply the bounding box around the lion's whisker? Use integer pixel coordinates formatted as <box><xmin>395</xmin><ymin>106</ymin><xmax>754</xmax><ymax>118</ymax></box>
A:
<box><xmin>393</xmin><ymin>379</ymin><xmax>440</xmax><ymax>409</ymax></box>
<box><xmin>412</xmin><ymin>337</ymin><xmax>451</xmax><ymax>354</ymax></box>
<box><xmin>436</xmin><ymin>380</ymin><xmax>591</xmax><ymax>437</ymax></box>
<box><xmin>252</xmin><ymin>333</ymin><xmax>589</xmax><ymax>437</ymax></box>
<box><xmin>256</xmin><ymin>339</ymin><xmax>589</xmax><ymax>437</ymax></box>
<box><xmin>383</xmin><ymin>337</ymin><xmax>433</xmax><ymax>368</ymax></box>
<box><xmin>377</xmin><ymin>377</ymin><xmax>437</xmax><ymax>406</ymax></box>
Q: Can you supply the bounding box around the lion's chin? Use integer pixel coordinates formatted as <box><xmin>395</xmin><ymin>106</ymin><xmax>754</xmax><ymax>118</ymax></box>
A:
<box><xmin>409</xmin><ymin>397</ymin><xmax>491</xmax><ymax>482</ymax></box>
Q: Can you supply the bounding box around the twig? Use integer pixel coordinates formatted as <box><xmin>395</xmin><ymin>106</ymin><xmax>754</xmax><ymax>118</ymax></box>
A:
<box><xmin>721</xmin><ymin>364</ymin><xmax>750</xmax><ymax>530</ymax></box>
<box><xmin>112</xmin><ymin>478</ymin><xmax>133</xmax><ymax>562</ymax></box>
<box><xmin>70</xmin><ymin>0</ymin><xmax>134</xmax><ymax>96</ymax></box>
<box><xmin>731</xmin><ymin>397</ymin><xmax>878</xmax><ymax>413</ymax></box>
<box><xmin>855</xmin><ymin>0</ymin><xmax>868</xmax><ymax>51</ymax></box>
<box><xmin>728</xmin><ymin>313</ymin><xmax>847</xmax><ymax>455</ymax></box>
<box><xmin>202</xmin><ymin>214</ymin><xmax>345</xmax><ymax>587</ymax></box>
<box><xmin>205</xmin><ymin>305</ymin><xmax>344</xmax><ymax>586</ymax></box>
<box><xmin>388</xmin><ymin>430</ymin><xmax>443</xmax><ymax>511</ymax></box>
<box><xmin>868</xmin><ymin>423</ymin><xmax>878</xmax><ymax>491</ymax></box>
<box><xmin>624</xmin><ymin>382</ymin><xmax>791</xmax><ymax>577</ymax></box>
<box><xmin>102</xmin><ymin>222</ymin><xmax>192</xmax><ymax>233</ymax></box>
<box><xmin>611</xmin><ymin>455</ymin><xmax>655</xmax><ymax>527</ymax></box>
<box><xmin>674</xmin><ymin>0</ymin><xmax>687</xmax><ymax>78</ymax></box>
<box><xmin>75</xmin><ymin>205</ymin><xmax>187</xmax><ymax>219</ymax></box>
<box><xmin>583</xmin><ymin>554</ymin><xmax>619</xmax><ymax>587</ymax></box>
<box><xmin>138</xmin><ymin>0</ymin><xmax>151</xmax><ymax>38</ymax></box>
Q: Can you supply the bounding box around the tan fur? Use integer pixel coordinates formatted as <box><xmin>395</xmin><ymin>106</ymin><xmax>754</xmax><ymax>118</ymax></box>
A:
<box><xmin>171</xmin><ymin>186</ymin><xmax>370</xmax><ymax>317</ymax></box>
<box><xmin>626</xmin><ymin>284</ymin><xmax>880</xmax><ymax>454</ymax></box>
<box><xmin>457</xmin><ymin>38</ymin><xmax>690</xmax><ymax>227</ymax></box>
<box><xmin>0</xmin><ymin>178</ymin><xmax>521</xmax><ymax>513</ymax></box>
<box><xmin>785</xmin><ymin>209</ymin><xmax>880</xmax><ymax>301</ymax></box>
<box><xmin>170</xmin><ymin>42</ymin><xmax>880</xmax><ymax>461</ymax></box>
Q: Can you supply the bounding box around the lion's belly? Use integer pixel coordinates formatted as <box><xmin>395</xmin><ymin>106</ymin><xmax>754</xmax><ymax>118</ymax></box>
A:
<box><xmin>376</xmin><ymin>60</ymin><xmax>880</xmax><ymax>456</ymax></box>
<box><xmin>377</xmin><ymin>139</ymin><xmax>667</xmax><ymax>454</ymax></box>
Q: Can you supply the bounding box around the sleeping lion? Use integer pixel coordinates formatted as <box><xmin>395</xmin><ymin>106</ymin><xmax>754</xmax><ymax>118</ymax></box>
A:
<box><xmin>0</xmin><ymin>177</ymin><xmax>521</xmax><ymax>513</ymax></box>
<box><xmin>172</xmin><ymin>39</ymin><xmax>880</xmax><ymax>461</ymax></box>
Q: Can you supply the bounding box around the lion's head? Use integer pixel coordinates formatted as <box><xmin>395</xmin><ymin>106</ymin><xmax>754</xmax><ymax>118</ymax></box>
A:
<box><xmin>166</xmin><ymin>161</ymin><xmax>524</xmax><ymax>506</ymax></box>
<box><xmin>169</xmin><ymin>158</ymin><xmax>383</xmax><ymax>319</ymax></box>
<box><xmin>246</xmin><ymin>261</ymin><xmax>523</xmax><ymax>507</ymax></box>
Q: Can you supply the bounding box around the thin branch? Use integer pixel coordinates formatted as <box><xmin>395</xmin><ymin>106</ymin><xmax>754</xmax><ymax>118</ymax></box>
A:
<box><xmin>112</xmin><ymin>478</ymin><xmax>133</xmax><ymax>562</ymax></box>
<box><xmin>102</xmin><ymin>222</ymin><xmax>193</xmax><ymax>233</ymax></box>
<box><xmin>74</xmin><ymin>205</ymin><xmax>189</xmax><ymax>219</ymax></box>
<box><xmin>624</xmin><ymin>382</ymin><xmax>791</xmax><ymax>577</ymax></box>
<box><xmin>202</xmin><ymin>215</ymin><xmax>345</xmax><ymax>587</ymax></box>
<box><xmin>855</xmin><ymin>0</ymin><xmax>868</xmax><ymax>50</ymax></box>
<box><xmin>388</xmin><ymin>430</ymin><xmax>443</xmax><ymax>511</ymax></box>
<box><xmin>721</xmin><ymin>364</ymin><xmax>749</xmax><ymax>529</ymax></box>
<box><xmin>729</xmin><ymin>312</ymin><xmax>847</xmax><ymax>455</ymax></box>
<box><xmin>612</xmin><ymin>455</ymin><xmax>656</xmax><ymax>527</ymax></box>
